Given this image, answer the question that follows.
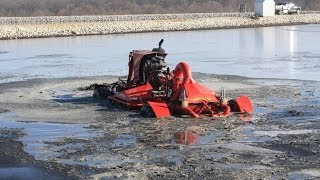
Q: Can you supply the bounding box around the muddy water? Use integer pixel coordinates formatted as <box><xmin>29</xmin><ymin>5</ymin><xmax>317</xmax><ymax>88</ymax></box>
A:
<box><xmin>0</xmin><ymin>24</ymin><xmax>320</xmax><ymax>83</ymax></box>
<box><xmin>0</xmin><ymin>167</ymin><xmax>62</xmax><ymax>179</ymax></box>
<box><xmin>0</xmin><ymin>26</ymin><xmax>320</xmax><ymax>178</ymax></box>
<box><xmin>0</xmin><ymin>119</ymin><xmax>100</xmax><ymax>161</ymax></box>
<box><xmin>0</xmin><ymin>76</ymin><xmax>319</xmax><ymax>178</ymax></box>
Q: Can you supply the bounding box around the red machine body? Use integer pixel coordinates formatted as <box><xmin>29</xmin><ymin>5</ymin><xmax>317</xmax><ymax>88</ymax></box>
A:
<box><xmin>94</xmin><ymin>40</ymin><xmax>253</xmax><ymax>118</ymax></box>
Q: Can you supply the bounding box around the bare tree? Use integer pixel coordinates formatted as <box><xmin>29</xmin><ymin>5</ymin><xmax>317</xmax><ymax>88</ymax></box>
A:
<box><xmin>0</xmin><ymin>0</ymin><xmax>318</xmax><ymax>17</ymax></box>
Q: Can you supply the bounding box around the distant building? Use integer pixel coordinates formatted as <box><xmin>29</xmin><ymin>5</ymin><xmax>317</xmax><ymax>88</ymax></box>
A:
<box><xmin>254</xmin><ymin>0</ymin><xmax>275</xmax><ymax>17</ymax></box>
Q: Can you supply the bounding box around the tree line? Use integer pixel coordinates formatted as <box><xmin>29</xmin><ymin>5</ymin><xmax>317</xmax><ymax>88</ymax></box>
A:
<box><xmin>0</xmin><ymin>0</ymin><xmax>318</xmax><ymax>17</ymax></box>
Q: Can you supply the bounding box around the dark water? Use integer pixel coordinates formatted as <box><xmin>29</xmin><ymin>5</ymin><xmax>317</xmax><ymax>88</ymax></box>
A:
<box><xmin>0</xmin><ymin>167</ymin><xmax>63</xmax><ymax>179</ymax></box>
<box><xmin>0</xmin><ymin>119</ymin><xmax>99</xmax><ymax>161</ymax></box>
<box><xmin>0</xmin><ymin>24</ymin><xmax>320</xmax><ymax>83</ymax></box>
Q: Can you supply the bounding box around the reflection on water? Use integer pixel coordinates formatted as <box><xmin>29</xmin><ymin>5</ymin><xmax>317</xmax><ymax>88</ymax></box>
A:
<box><xmin>174</xmin><ymin>131</ymin><xmax>199</xmax><ymax>145</ymax></box>
<box><xmin>0</xmin><ymin>24</ymin><xmax>319</xmax><ymax>82</ymax></box>
<box><xmin>289</xmin><ymin>26</ymin><xmax>298</xmax><ymax>79</ymax></box>
<box><xmin>0</xmin><ymin>167</ymin><xmax>63</xmax><ymax>179</ymax></box>
<box><xmin>254</xmin><ymin>26</ymin><xmax>276</xmax><ymax>55</ymax></box>
<box><xmin>252</xmin><ymin>26</ymin><xmax>297</xmax><ymax>57</ymax></box>
<box><xmin>0</xmin><ymin>119</ymin><xmax>99</xmax><ymax>161</ymax></box>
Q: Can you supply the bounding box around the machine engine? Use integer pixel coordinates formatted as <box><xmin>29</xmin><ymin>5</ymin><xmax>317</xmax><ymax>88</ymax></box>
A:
<box><xmin>142</xmin><ymin>56</ymin><xmax>170</xmax><ymax>91</ymax></box>
<box><xmin>93</xmin><ymin>39</ymin><xmax>253</xmax><ymax>119</ymax></box>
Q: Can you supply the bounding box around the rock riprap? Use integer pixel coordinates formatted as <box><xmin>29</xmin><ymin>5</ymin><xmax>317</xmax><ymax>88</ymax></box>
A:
<box><xmin>1</xmin><ymin>13</ymin><xmax>320</xmax><ymax>39</ymax></box>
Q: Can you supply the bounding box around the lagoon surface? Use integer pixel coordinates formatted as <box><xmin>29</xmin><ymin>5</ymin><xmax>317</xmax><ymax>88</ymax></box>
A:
<box><xmin>1</xmin><ymin>24</ymin><xmax>320</xmax><ymax>83</ymax></box>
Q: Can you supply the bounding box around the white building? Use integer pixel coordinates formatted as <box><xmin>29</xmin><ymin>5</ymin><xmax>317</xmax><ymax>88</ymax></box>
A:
<box><xmin>254</xmin><ymin>0</ymin><xmax>275</xmax><ymax>17</ymax></box>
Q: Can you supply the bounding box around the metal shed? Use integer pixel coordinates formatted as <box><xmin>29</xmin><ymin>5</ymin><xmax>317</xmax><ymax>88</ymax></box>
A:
<box><xmin>254</xmin><ymin>0</ymin><xmax>275</xmax><ymax>17</ymax></box>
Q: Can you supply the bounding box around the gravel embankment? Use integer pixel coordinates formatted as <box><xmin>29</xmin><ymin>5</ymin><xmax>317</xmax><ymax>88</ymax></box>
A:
<box><xmin>1</xmin><ymin>13</ymin><xmax>320</xmax><ymax>40</ymax></box>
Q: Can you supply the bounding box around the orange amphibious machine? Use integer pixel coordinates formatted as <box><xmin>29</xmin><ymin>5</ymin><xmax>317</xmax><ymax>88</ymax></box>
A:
<box><xmin>94</xmin><ymin>40</ymin><xmax>253</xmax><ymax>118</ymax></box>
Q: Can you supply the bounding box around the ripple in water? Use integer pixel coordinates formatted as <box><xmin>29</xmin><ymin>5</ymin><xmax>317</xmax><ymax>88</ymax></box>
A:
<box><xmin>26</xmin><ymin>54</ymin><xmax>72</xmax><ymax>59</ymax></box>
<box><xmin>0</xmin><ymin>51</ymin><xmax>9</xmax><ymax>54</ymax></box>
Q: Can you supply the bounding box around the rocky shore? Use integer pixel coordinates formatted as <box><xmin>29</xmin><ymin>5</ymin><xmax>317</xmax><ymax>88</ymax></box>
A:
<box><xmin>1</xmin><ymin>13</ymin><xmax>320</xmax><ymax>39</ymax></box>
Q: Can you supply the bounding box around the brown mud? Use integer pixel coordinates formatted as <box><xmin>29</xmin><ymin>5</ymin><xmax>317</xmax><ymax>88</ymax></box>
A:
<box><xmin>0</xmin><ymin>73</ymin><xmax>319</xmax><ymax>179</ymax></box>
